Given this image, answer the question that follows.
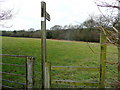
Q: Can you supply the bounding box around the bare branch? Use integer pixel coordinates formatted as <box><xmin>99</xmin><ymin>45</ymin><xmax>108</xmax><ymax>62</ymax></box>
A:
<box><xmin>0</xmin><ymin>1</ymin><xmax>14</xmax><ymax>27</ymax></box>
<box><xmin>0</xmin><ymin>9</ymin><xmax>13</xmax><ymax>21</ymax></box>
<box><xmin>97</xmin><ymin>4</ymin><xmax>120</xmax><ymax>9</ymax></box>
<box><xmin>95</xmin><ymin>0</ymin><xmax>120</xmax><ymax>9</ymax></box>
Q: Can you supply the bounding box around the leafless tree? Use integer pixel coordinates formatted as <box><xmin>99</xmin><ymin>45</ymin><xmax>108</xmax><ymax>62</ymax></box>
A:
<box><xmin>0</xmin><ymin>0</ymin><xmax>13</xmax><ymax>27</ymax></box>
<box><xmin>94</xmin><ymin>0</ymin><xmax>119</xmax><ymax>45</ymax></box>
<box><xmin>95</xmin><ymin>0</ymin><xmax>120</xmax><ymax>87</ymax></box>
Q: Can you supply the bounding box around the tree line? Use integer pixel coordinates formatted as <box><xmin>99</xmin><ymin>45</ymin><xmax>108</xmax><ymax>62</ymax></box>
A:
<box><xmin>1</xmin><ymin>28</ymin><xmax>100</xmax><ymax>42</ymax></box>
<box><xmin>1</xmin><ymin>14</ymin><xmax>118</xmax><ymax>42</ymax></box>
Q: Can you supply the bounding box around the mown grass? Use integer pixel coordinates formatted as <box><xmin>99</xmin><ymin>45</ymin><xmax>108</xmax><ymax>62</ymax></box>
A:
<box><xmin>2</xmin><ymin>36</ymin><xmax>118</xmax><ymax>88</ymax></box>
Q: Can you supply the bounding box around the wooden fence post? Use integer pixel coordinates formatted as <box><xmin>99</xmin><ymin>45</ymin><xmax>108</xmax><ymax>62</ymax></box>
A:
<box><xmin>26</xmin><ymin>57</ymin><xmax>34</xmax><ymax>89</ymax></box>
<box><xmin>44</xmin><ymin>62</ymin><xmax>51</xmax><ymax>88</ymax></box>
<box><xmin>99</xmin><ymin>31</ymin><xmax>107</xmax><ymax>88</ymax></box>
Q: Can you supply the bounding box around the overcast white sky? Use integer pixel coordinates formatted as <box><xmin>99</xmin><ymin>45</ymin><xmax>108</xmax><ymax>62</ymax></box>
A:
<box><xmin>0</xmin><ymin>0</ymin><xmax>116</xmax><ymax>31</ymax></box>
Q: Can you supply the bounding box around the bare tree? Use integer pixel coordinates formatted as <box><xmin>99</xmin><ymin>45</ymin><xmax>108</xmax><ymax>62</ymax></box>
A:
<box><xmin>95</xmin><ymin>0</ymin><xmax>120</xmax><ymax>87</ymax></box>
<box><xmin>94</xmin><ymin>0</ymin><xmax>119</xmax><ymax>45</ymax></box>
<box><xmin>50</xmin><ymin>25</ymin><xmax>63</xmax><ymax>30</ymax></box>
<box><xmin>82</xmin><ymin>18</ymin><xmax>95</xmax><ymax>29</ymax></box>
<box><xmin>0</xmin><ymin>0</ymin><xmax>13</xmax><ymax>27</ymax></box>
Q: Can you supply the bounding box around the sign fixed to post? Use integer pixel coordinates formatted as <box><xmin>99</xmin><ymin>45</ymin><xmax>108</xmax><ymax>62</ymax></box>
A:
<box><xmin>41</xmin><ymin>12</ymin><xmax>50</xmax><ymax>21</ymax></box>
<box><xmin>46</xmin><ymin>12</ymin><xmax>50</xmax><ymax>21</ymax></box>
<box><xmin>41</xmin><ymin>1</ymin><xmax>50</xmax><ymax>21</ymax></box>
<box><xmin>41</xmin><ymin>1</ymin><xmax>51</xmax><ymax>89</ymax></box>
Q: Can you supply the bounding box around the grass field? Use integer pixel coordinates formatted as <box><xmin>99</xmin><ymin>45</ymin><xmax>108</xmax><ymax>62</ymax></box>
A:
<box><xmin>2</xmin><ymin>36</ymin><xmax>118</xmax><ymax>88</ymax></box>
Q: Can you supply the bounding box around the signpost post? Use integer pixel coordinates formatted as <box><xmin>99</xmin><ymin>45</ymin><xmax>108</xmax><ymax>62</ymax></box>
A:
<box><xmin>41</xmin><ymin>1</ymin><xmax>50</xmax><ymax>89</ymax></box>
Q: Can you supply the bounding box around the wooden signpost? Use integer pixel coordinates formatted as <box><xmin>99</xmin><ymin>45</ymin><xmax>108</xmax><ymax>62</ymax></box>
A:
<box><xmin>41</xmin><ymin>1</ymin><xmax>50</xmax><ymax>89</ymax></box>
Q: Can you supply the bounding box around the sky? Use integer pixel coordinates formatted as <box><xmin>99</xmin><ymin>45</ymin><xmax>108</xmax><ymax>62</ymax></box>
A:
<box><xmin>0</xmin><ymin>0</ymin><xmax>116</xmax><ymax>31</ymax></box>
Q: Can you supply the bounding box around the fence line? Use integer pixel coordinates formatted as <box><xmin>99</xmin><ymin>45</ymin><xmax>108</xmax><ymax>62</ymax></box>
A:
<box><xmin>2</xmin><ymin>85</ymin><xmax>13</xmax><ymax>88</ymax></box>
<box><xmin>0</xmin><ymin>54</ymin><xmax>34</xmax><ymax>58</ymax></box>
<box><xmin>0</xmin><ymin>63</ymin><xmax>25</xmax><ymax>67</ymax></box>
<box><xmin>1</xmin><ymin>54</ymin><xmax>35</xmax><ymax>89</ymax></box>
<box><xmin>52</xmin><ymin>80</ymin><xmax>98</xmax><ymax>87</ymax></box>
<box><xmin>1</xmin><ymin>72</ymin><xmax>25</xmax><ymax>77</ymax></box>
<box><xmin>51</xmin><ymin>66</ymin><xmax>99</xmax><ymax>71</ymax></box>
<box><xmin>2</xmin><ymin>79</ymin><xmax>26</xmax><ymax>86</ymax></box>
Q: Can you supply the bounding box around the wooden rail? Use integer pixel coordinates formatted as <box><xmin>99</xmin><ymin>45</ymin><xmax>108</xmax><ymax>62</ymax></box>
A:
<box><xmin>51</xmin><ymin>66</ymin><xmax>99</xmax><ymax>71</ymax></box>
<box><xmin>52</xmin><ymin>80</ymin><xmax>98</xmax><ymax>87</ymax></box>
<box><xmin>2</xmin><ymin>85</ymin><xmax>13</xmax><ymax>88</ymax></box>
<box><xmin>1</xmin><ymin>72</ymin><xmax>25</xmax><ymax>77</ymax></box>
<box><xmin>2</xmin><ymin>79</ymin><xmax>26</xmax><ymax>86</ymax></box>
<box><xmin>0</xmin><ymin>63</ymin><xmax>25</xmax><ymax>67</ymax></box>
<box><xmin>0</xmin><ymin>54</ymin><xmax>34</xmax><ymax>58</ymax></box>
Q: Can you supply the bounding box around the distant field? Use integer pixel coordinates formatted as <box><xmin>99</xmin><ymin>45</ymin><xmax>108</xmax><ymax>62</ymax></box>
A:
<box><xmin>2</xmin><ymin>36</ymin><xmax>118</xmax><ymax>88</ymax></box>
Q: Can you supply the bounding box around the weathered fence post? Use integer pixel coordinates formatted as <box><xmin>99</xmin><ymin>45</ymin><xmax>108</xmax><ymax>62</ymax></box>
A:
<box><xmin>44</xmin><ymin>62</ymin><xmax>51</xmax><ymax>88</ymax></box>
<box><xmin>99</xmin><ymin>31</ymin><xmax>107</xmax><ymax>88</ymax></box>
<box><xmin>26</xmin><ymin>57</ymin><xmax>35</xmax><ymax>89</ymax></box>
<box><xmin>41</xmin><ymin>1</ymin><xmax>50</xmax><ymax>89</ymax></box>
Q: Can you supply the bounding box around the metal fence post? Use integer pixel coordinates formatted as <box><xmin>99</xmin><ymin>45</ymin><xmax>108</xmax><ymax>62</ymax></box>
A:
<box><xmin>26</xmin><ymin>57</ymin><xmax>34</xmax><ymax>89</ymax></box>
<box><xmin>99</xmin><ymin>31</ymin><xmax>107</xmax><ymax>88</ymax></box>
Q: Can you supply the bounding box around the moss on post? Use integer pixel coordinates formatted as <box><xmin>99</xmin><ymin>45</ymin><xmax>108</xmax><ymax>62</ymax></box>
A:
<box><xmin>99</xmin><ymin>31</ymin><xmax>107</xmax><ymax>88</ymax></box>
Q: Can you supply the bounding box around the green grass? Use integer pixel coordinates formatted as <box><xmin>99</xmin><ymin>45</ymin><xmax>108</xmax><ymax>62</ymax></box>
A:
<box><xmin>2</xmin><ymin>36</ymin><xmax>118</xmax><ymax>88</ymax></box>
